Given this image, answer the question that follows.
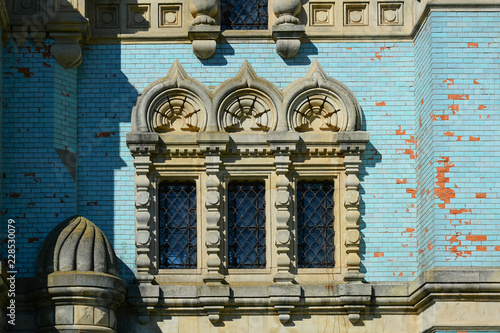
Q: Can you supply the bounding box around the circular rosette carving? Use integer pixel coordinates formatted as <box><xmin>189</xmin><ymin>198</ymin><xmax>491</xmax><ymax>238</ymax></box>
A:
<box><xmin>219</xmin><ymin>89</ymin><xmax>276</xmax><ymax>132</ymax></box>
<box><xmin>290</xmin><ymin>89</ymin><xmax>345</xmax><ymax>132</ymax></box>
<box><xmin>149</xmin><ymin>89</ymin><xmax>205</xmax><ymax>133</ymax></box>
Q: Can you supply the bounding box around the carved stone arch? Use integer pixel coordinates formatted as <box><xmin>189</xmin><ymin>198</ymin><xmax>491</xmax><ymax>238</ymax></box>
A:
<box><xmin>132</xmin><ymin>59</ymin><xmax>212</xmax><ymax>133</ymax></box>
<box><xmin>212</xmin><ymin>60</ymin><xmax>283</xmax><ymax>132</ymax></box>
<box><xmin>283</xmin><ymin>60</ymin><xmax>362</xmax><ymax>132</ymax></box>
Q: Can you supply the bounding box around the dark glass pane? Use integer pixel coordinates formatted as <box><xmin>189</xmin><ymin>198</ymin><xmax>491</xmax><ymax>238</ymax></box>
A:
<box><xmin>221</xmin><ymin>0</ymin><xmax>268</xmax><ymax>30</ymax></box>
<box><xmin>297</xmin><ymin>181</ymin><xmax>335</xmax><ymax>268</ymax></box>
<box><xmin>159</xmin><ymin>181</ymin><xmax>197</xmax><ymax>269</ymax></box>
<box><xmin>228</xmin><ymin>181</ymin><xmax>266</xmax><ymax>268</ymax></box>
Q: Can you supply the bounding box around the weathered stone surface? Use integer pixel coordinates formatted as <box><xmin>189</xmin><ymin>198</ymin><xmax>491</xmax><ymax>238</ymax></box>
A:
<box><xmin>32</xmin><ymin>217</ymin><xmax>126</xmax><ymax>332</ymax></box>
<box><xmin>36</xmin><ymin>216</ymin><xmax>119</xmax><ymax>277</ymax></box>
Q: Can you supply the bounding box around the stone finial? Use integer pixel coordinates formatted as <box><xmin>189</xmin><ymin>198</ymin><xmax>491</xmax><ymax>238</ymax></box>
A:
<box><xmin>36</xmin><ymin>215</ymin><xmax>119</xmax><ymax>277</ymax></box>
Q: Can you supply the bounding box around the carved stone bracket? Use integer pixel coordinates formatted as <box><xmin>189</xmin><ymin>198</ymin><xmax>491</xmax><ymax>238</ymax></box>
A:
<box><xmin>339</xmin><ymin>283</ymin><xmax>372</xmax><ymax>324</ymax></box>
<box><xmin>128</xmin><ymin>284</ymin><xmax>160</xmax><ymax>325</ymax></box>
<box><xmin>268</xmin><ymin>132</ymin><xmax>300</xmax><ymax>284</ymax></box>
<box><xmin>199</xmin><ymin>285</ymin><xmax>230</xmax><ymax>324</ymax></box>
<box><xmin>269</xmin><ymin>284</ymin><xmax>301</xmax><ymax>324</ymax></box>
<box><xmin>198</xmin><ymin>132</ymin><xmax>230</xmax><ymax>284</ymax></box>
<box><xmin>189</xmin><ymin>0</ymin><xmax>220</xmax><ymax>59</ymax></box>
<box><xmin>272</xmin><ymin>0</ymin><xmax>305</xmax><ymax>58</ymax></box>
<box><xmin>338</xmin><ymin>132</ymin><xmax>369</xmax><ymax>283</ymax></box>
<box><xmin>127</xmin><ymin>132</ymin><xmax>159</xmax><ymax>285</ymax></box>
<box><xmin>47</xmin><ymin>11</ymin><xmax>90</xmax><ymax>69</ymax></box>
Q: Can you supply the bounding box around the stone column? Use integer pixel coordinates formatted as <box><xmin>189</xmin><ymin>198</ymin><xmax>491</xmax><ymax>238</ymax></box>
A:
<box><xmin>338</xmin><ymin>132</ymin><xmax>369</xmax><ymax>283</ymax></box>
<box><xmin>268</xmin><ymin>132</ymin><xmax>299</xmax><ymax>284</ymax></box>
<box><xmin>127</xmin><ymin>133</ymin><xmax>159</xmax><ymax>285</ymax></box>
<box><xmin>198</xmin><ymin>133</ymin><xmax>229</xmax><ymax>284</ymax></box>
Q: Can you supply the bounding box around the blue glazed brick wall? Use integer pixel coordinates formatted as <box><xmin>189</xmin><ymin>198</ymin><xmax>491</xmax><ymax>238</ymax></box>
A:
<box><xmin>2</xmin><ymin>38</ymin><xmax>77</xmax><ymax>277</ymax></box>
<box><xmin>54</xmin><ymin>63</ymin><xmax>77</xmax><ymax>153</ymax></box>
<box><xmin>3</xmin><ymin>10</ymin><xmax>499</xmax><ymax>282</ymax></box>
<box><xmin>415</xmin><ymin>13</ymin><xmax>437</xmax><ymax>276</ymax></box>
<box><xmin>414</xmin><ymin>11</ymin><xmax>500</xmax><ymax>270</ymax></box>
<box><xmin>78</xmin><ymin>41</ymin><xmax>417</xmax><ymax>281</ymax></box>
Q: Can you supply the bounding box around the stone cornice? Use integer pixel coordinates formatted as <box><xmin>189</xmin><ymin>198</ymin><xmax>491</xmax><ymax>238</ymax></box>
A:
<box><xmin>122</xmin><ymin>267</ymin><xmax>500</xmax><ymax>323</ymax></box>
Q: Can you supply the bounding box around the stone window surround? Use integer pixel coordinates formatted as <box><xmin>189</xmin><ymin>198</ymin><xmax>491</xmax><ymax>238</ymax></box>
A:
<box><xmin>127</xmin><ymin>59</ymin><xmax>369</xmax><ymax>289</ymax></box>
<box><xmin>148</xmin><ymin>157</ymin><xmax>345</xmax><ymax>285</ymax></box>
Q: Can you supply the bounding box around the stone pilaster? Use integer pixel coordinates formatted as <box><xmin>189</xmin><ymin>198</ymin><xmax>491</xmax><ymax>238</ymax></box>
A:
<box><xmin>198</xmin><ymin>133</ymin><xmax>229</xmax><ymax>284</ymax></box>
<box><xmin>339</xmin><ymin>132</ymin><xmax>369</xmax><ymax>283</ymax></box>
<box><xmin>269</xmin><ymin>132</ymin><xmax>299</xmax><ymax>284</ymax></box>
<box><xmin>127</xmin><ymin>133</ymin><xmax>159</xmax><ymax>285</ymax></box>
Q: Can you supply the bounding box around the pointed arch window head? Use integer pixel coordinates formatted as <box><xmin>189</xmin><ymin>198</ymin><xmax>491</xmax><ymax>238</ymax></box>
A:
<box><xmin>221</xmin><ymin>0</ymin><xmax>269</xmax><ymax>30</ymax></box>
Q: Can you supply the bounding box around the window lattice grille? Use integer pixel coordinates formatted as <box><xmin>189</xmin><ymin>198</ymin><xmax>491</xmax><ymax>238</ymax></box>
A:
<box><xmin>221</xmin><ymin>0</ymin><xmax>268</xmax><ymax>30</ymax></box>
<box><xmin>297</xmin><ymin>181</ymin><xmax>335</xmax><ymax>268</ymax></box>
<box><xmin>228</xmin><ymin>181</ymin><xmax>266</xmax><ymax>269</ymax></box>
<box><xmin>159</xmin><ymin>181</ymin><xmax>197</xmax><ymax>269</ymax></box>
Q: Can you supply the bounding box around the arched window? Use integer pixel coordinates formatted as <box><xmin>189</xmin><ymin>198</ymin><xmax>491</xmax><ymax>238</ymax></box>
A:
<box><xmin>128</xmin><ymin>60</ymin><xmax>368</xmax><ymax>286</ymax></box>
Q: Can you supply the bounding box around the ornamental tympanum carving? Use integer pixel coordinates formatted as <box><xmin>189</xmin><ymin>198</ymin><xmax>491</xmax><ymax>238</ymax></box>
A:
<box><xmin>291</xmin><ymin>91</ymin><xmax>343</xmax><ymax>132</ymax></box>
<box><xmin>220</xmin><ymin>89</ymin><xmax>274</xmax><ymax>132</ymax></box>
<box><xmin>151</xmin><ymin>90</ymin><xmax>202</xmax><ymax>133</ymax></box>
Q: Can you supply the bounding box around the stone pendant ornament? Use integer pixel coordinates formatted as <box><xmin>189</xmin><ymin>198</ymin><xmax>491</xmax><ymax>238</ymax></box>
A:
<box><xmin>272</xmin><ymin>0</ymin><xmax>305</xmax><ymax>58</ymax></box>
<box><xmin>189</xmin><ymin>0</ymin><xmax>220</xmax><ymax>59</ymax></box>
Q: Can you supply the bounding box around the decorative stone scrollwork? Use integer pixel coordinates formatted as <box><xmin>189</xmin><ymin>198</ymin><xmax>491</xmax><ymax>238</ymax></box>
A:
<box><xmin>291</xmin><ymin>91</ymin><xmax>344</xmax><ymax>132</ymax></box>
<box><xmin>220</xmin><ymin>89</ymin><xmax>273</xmax><ymax>132</ymax></box>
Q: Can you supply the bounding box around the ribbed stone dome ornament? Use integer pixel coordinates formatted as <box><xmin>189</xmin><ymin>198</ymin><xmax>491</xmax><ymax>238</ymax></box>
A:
<box><xmin>36</xmin><ymin>215</ymin><xmax>119</xmax><ymax>276</ymax></box>
<box><xmin>32</xmin><ymin>216</ymin><xmax>126</xmax><ymax>333</ymax></box>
